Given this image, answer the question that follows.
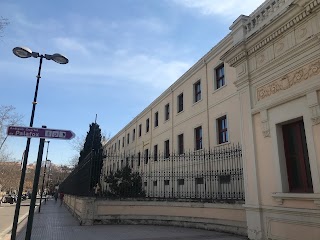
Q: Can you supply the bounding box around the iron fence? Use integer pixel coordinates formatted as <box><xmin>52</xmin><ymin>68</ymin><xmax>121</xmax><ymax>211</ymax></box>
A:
<box><xmin>59</xmin><ymin>149</ymin><xmax>103</xmax><ymax>196</ymax></box>
<box><xmin>103</xmin><ymin>143</ymin><xmax>244</xmax><ymax>202</ymax></box>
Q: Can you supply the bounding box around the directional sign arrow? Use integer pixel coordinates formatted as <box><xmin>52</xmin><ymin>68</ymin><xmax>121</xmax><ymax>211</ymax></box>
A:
<box><xmin>7</xmin><ymin>126</ymin><xmax>75</xmax><ymax>140</ymax></box>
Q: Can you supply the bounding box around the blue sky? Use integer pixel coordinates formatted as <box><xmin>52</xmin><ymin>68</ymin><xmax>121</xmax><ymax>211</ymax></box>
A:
<box><xmin>1</xmin><ymin>0</ymin><xmax>265</xmax><ymax>166</ymax></box>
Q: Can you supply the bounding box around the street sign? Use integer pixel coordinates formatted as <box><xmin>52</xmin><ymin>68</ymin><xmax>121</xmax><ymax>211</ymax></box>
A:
<box><xmin>7</xmin><ymin>126</ymin><xmax>75</xmax><ymax>140</ymax></box>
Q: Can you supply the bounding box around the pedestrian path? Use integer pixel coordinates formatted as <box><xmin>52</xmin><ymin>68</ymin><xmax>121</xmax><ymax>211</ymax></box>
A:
<box><xmin>12</xmin><ymin>199</ymin><xmax>247</xmax><ymax>240</ymax></box>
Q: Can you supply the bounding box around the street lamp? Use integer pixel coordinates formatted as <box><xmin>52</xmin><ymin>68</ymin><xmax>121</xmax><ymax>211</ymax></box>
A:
<box><xmin>39</xmin><ymin>141</ymin><xmax>50</xmax><ymax>212</ymax></box>
<box><xmin>11</xmin><ymin>47</ymin><xmax>68</xmax><ymax>240</ymax></box>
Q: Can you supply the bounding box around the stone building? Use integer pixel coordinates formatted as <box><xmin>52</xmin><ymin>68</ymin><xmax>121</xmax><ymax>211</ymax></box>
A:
<box><xmin>100</xmin><ymin>0</ymin><xmax>320</xmax><ymax>239</ymax></box>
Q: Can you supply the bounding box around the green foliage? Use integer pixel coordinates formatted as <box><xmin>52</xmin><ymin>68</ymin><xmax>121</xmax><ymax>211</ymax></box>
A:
<box><xmin>105</xmin><ymin>165</ymin><xmax>145</xmax><ymax>198</ymax></box>
<box><xmin>78</xmin><ymin>122</ymin><xmax>102</xmax><ymax>164</ymax></box>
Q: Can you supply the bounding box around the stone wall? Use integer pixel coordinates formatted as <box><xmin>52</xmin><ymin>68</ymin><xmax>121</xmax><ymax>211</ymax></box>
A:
<box><xmin>64</xmin><ymin>194</ymin><xmax>247</xmax><ymax>236</ymax></box>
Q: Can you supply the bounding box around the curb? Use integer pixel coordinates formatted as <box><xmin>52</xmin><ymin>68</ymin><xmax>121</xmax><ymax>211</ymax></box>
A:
<box><xmin>0</xmin><ymin>200</ymin><xmax>43</xmax><ymax>240</ymax></box>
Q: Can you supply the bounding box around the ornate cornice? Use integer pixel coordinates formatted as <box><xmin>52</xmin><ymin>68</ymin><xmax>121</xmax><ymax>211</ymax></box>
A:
<box><xmin>228</xmin><ymin>50</ymin><xmax>248</xmax><ymax>66</ymax></box>
<box><xmin>226</xmin><ymin>0</ymin><xmax>320</xmax><ymax>66</ymax></box>
<box><xmin>248</xmin><ymin>0</ymin><xmax>320</xmax><ymax>55</ymax></box>
<box><xmin>257</xmin><ymin>59</ymin><xmax>320</xmax><ymax>101</ymax></box>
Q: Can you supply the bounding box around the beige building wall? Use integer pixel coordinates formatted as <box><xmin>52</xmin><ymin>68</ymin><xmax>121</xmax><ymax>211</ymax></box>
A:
<box><xmin>101</xmin><ymin>1</ymin><xmax>320</xmax><ymax>239</ymax></box>
<box><xmin>222</xmin><ymin>0</ymin><xmax>320</xmax><ymax>239</ymax></box>
<box><xmin>103</xmin><ymin>37</ymin><xmax>242</xmax><ymax>174</ymax></box>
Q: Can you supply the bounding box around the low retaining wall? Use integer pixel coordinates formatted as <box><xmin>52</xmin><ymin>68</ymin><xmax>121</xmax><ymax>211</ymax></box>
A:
<box><xmin>64</xmin><ymin>195</ymin><xmax>247</xmax><ymax>236</ymax></box>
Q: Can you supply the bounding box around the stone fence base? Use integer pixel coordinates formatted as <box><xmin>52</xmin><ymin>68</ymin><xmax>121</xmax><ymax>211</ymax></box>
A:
<box><xmin>64</xmin><ymin>195</ymin><xmax>248</xmax><ymax>236</ymax></box>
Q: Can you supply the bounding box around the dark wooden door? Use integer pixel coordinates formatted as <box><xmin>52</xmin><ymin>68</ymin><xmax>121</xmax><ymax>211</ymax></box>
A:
<box><xmin>282</xmin><ymin>120</ymin><xmax>313</xmax><ymax>193</ymax></box>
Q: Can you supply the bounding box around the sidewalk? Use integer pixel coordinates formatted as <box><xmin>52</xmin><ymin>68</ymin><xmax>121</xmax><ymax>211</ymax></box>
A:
<box><xmin>12</xmin><ymin>199</ymin><xmax>247</xmax><ymax>240</ymax></box>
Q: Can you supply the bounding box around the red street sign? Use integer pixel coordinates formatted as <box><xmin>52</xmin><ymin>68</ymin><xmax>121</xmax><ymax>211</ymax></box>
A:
<box><xmin>7</xmin><ymin>126</ymin><xmax>75</xmax><ymax>140</ymax></box>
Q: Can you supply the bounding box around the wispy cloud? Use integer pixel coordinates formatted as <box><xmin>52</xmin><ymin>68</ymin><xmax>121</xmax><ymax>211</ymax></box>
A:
<box><xmin>172</xmin><ymin>0</ymin><xmax>266</xmax><ymax>18</ymax></box>
<box><xmin>45</xmin><ymin>49</ymin><xmax>192</xmax><ymax>90</ymax></box>
<box><xmin>53</xmin><ymin>37</ymin><xmax>91</xmax><ymax>56</ymax></box>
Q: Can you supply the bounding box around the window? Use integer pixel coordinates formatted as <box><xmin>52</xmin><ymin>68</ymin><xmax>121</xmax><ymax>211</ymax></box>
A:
<box><xmin>146</xmin><ymin>118</ymin><xmax>149</xmax><ymax>133</ymax></box>
<box><xmin>195</xmin><ymin>126</ymin><xmax>202</xmax><ymax>150</ymax></box>
<box><xmin>178</xmin><ymin>134</ymin><xmax>184</xmax><ymax>155</ymax></box>
<box><xmin>114</xmin><ymin>143</ymin><xmax>116</xmax><ymax>151</ymax></box>
<box><xmin>127</xmin><ymin>133</ymin><xmax>130</xmax><ymax>144</ymax></box>
<box><xmin>122</xmin><ymin>137</ymin><xmax>125</xmax><ymax>147</ymax></box>
<box><xmin>164</xmin><ymin>140</ymin><xmax>170</xmax><ymax>159</ymax></box>
<box><xmin>118</xmin><ymin>140</ymin><xmax>120</xmax><ymax>150</ymax></box>
<box><xmin>177</xmin><ymin>93</ymin><xmax>183</xmax><ymax>113</ymax></box>
<box><xmin>153</xmin><ymin>144</ymin><xmax>158</xmax><ymax>161</ymax></box>
<box><xmin>138</xmin><ymin>152</ymin><xmax>141</xmax><ymax>166</ymax></box>
<box><xmin>144</xmin><ymin>148</ymin><xmax>149</xmax><ymax>164</ymax></box>
<box><xmin>282</xmin><ymin>120</ymin><xmax>313</xmax><ymax>193</ymax></box>
<box><xmin>131</xmin><ymin>155</ymin><xmax>134</xmax><ymax>168</ymax></box>
<box><xmin>154</xmin><ymin>111</ymin><xmax>159</xmax><ymax>127</ymax></box>
<box><xmin>215</xmin><ymin>64</ymin><xmax>225</xmax><ymax>89</ymax></box>
<box><xmin>139</xmin><ymin>124</ymin><xmax>142</xmax><ymax>137</ymax></box>
<box><xmin>165</xmin><ymin>104</ymin><xmax>170</xmax><ymax>121</ymax></box>
<box><xmin>194</xmin><ymin>80</ymin><xmax>201</xmax><ymax>103</ymax></box>
<box><xmin>132</xmin><ymin>129</ymin><xmax>135</xmax><ymax>141</ymax></box>
<box><xmin>217</xmin><ymin>115</ymin><xmax>228</xmax><ymax>144</ymax></box>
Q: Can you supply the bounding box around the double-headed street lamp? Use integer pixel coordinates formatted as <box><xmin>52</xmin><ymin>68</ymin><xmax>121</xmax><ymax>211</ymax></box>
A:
<box><xmin>11</xmin><ymin>47</ymin><xmax>68</xmax><ymax>240</ymax></box>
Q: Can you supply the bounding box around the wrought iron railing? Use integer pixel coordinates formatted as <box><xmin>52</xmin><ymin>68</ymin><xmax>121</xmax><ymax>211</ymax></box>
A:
<box><xmin>59</xmin><ymin>149</ymin><xmax>103</xmax><ymax>196</ymax></box>
<box><xmin>103</xmin><ymin>143</ymin><xmax>244</xmax><ymax>202</ymax></box>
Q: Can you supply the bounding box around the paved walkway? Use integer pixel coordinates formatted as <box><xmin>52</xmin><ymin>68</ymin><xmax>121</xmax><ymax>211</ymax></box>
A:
<box><xmin>9</xmin><ymin>199</ymin><xmax>247</xmax><ymax>240</ymax></box>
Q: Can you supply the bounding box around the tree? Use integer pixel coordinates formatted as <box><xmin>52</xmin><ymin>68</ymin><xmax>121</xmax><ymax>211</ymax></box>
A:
<box><xmin>77</xmin><ymin>122</ymin><xmax>104</xmax><ymax>193</ymax></box>
<box><xmin>0</xmin><ymin>17</ymin><xmax>9</xmax><ymax>38</ymax></box>
<box><xmin>78</xmin><ymin>122</ymin><xmax>102</xmax><ymax>164</ymax></box>
<box><xmin>105</xmin><ymin>165</ymin><xmax>145</xmax><ymax>198</ymax></box>
<box><xmin>0</xmin><ymin>105</ymin><xmax>23</xmax><ymax>162</ymax></box>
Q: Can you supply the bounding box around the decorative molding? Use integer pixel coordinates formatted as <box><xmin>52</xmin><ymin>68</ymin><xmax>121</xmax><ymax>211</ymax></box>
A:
<box><xmin>224</xmin><ymin>0</ymin><xmax>320</xmax><ymax>68</ymax></box>
<box><xmin>260</xmin><ymin>110</ymin><xmax>270</xmax><ymax>137</ymax></box>
<box><xmin>247</xmin><ymin>0</ymin><xmax>320</xmax><ymax>55</ymax></box>
<box><xmin>257</xmin><ymin>59</ymin><xmax>320</xmax><ymax>101</ymax></box>
<box><xmin>272</xmin><ymin>192</ymin><xmax>320</xmax><ymax>207</ymax></box>
<box><xmin>228</xmin><ymin>50</ymin><xmax>247</xmax><ymax>66</ymax></box>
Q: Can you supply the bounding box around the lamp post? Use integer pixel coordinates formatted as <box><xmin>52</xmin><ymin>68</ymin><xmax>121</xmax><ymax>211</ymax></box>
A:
<box><xmin>11</xmin><ymin>47</ymin><xmax>68</xmax><ymax>240</ymax></box>
<box><xmin>38</xmin><ymin>141</ymin><xmax>50</xmax><ymax>212</ymax></box>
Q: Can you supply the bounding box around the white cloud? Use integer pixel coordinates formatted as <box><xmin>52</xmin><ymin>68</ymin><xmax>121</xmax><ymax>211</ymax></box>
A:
<box><xmin>46</xmin><ymin>50</ymin><xmax>192</xmax><ymax>91</ymax></box>
<box><xmin>53</xmin><ymin>37</ymin><xmax>91</xmax><ymax>56</ymax></box>
<box><xmin>172</xmin><ymin>0</ymin><xmax>266</xmax><ymax>18</ymax></box>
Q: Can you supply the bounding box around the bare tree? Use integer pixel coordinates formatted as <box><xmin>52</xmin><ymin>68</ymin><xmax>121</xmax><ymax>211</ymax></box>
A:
<box><xmin>0</xmin><ymin>105</ymin><xmax>23</xmax><ymax>161</ymax></box>
<box><xmin>0</xmin><ymin>17</ymin><xmax>9</xmax><ymax>38</ymax></box>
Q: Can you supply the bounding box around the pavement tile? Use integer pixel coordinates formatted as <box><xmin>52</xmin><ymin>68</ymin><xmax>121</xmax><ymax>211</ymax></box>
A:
<box><xmin>14</xmin><ymin>199</ymin><xmax>247</xmax><ymax>240</ymax></box>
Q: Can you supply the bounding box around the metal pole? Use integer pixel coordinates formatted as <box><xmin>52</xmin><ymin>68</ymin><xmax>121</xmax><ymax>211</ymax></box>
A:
<box><xmin>39</xmin><ymin>141</ymin><xmax>50</xmax><ymax>212</ymax></box>
<box><xmin>11</xmin><ymin>56</ymin><xmax>43</xmax><ymax>240</ymax></box>
<box><xmin>25</xmin><ymin>136</ymin><xmax>46</xmax><ymax>240</ymax></box>
<box><xmin>46</xmin><ymin>161</ymin><xmax>52</xmax><ymax>195</ymax></box>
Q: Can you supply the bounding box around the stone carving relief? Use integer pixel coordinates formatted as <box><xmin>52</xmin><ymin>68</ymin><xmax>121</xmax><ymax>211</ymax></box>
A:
<box><xmin>260</xmin><ymin>110</ymin><xmax>270</xmax><ymax>137</ymax></box>
<box><xmin>258</xmin><ymin>53</ymin><xmax>266</xmax><ymax>65</ymax></box>
<box><xmin>310</xmin><ymin>105</ymin><xmax>320</xmax><ymax>125</ymax></box>
<box><xmin>295</xmin><ymin>24</ymin><xmax>309</xmax><ymax>44</ymax></box>
<box><xmin>307</xmin><ymin>91</ymin><xmax>320</xmax><ymax>125</ymax></box>
<box><xmin>274</xmin><ymin>41</ymin><xmax>285</xmax><ymax>53</ymax></box>
<box><xmin>257</xmin><ymin>59</ymin><xmax>320</xmax><ymax>101</ymax></box>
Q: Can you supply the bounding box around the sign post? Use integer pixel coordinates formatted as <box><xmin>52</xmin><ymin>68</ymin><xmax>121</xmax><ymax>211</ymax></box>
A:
<box><xmin>7</xmin><ymin>125</ymin><xmax>75</xmax><ymax>240</ymax></box>
<box><xmin>25</xmin><ymin>135</ymin><xmax>45</xmax><ymax>240</ymax></box>
<box><xmin>7</xmin><ymin>126</ymin><xmax>75</xmax><ymax>140</ymax></box>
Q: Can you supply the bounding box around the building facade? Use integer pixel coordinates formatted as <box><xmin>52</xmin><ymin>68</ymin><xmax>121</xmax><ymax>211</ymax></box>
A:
<box><xmin>101</xmin><ymin>0</ymin><xmax>320</xmax><ymax>239</ymax></box>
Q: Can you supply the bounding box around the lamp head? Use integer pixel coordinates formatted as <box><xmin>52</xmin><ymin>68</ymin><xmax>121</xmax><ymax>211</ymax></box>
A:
<box><xmin>51</xmin><ymin>54</ymin><xmax>69</xmax><ymax>64</ymax></box>
<box><xmin>12</xmin><ymin>47</ymin><xmax>32</xmax><ymax>58</ymax></box>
